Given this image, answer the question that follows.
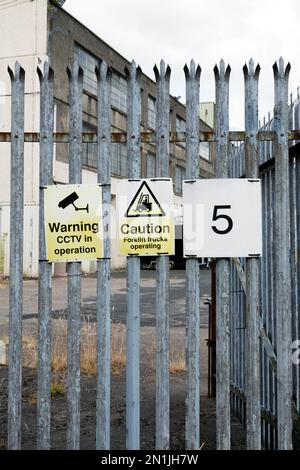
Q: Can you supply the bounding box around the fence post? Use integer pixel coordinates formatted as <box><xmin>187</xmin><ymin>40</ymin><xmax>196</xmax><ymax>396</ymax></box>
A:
<box><xmin>96</xmin><ymin>61</ymin><xmax>112</xmax><ymax>450</ymax></box>
<box><xmin>184</xmin><ymin>60</ymin><xmax>201</xmax><ymax>450</ymax></box>
<box><xmin>273</xmin><ymin>57</ymin><xmax>292</xmax><ymax>450</ymax></box>
<box><xmin>7</xmin><ymin>62</ymin><xmax>25</xmax><ymax>450</ymax></box>
<box><xmin>154</xmin><ymin>60</ymin><xmax>171</xmax><ymax>450</ymax></box>
<box><xmin>214</xmin><ymin>59</ymin><xmax>231</xmax><ymax>450</ymax></box>
<box><xmin>125</xmin><ymin>61</ymin><xmax>141</xmax><ymax>450</ymax></box>
<box><xmin>37</xmin><ymin>62</ymin><xmax>54</xmax><ymax>450</ymax></box>
<box><xmin>66</xmin><ymin>62</ymin><xmax>83</xmax><ymax>450</ymax></box>
<box><xmin>243</xmin><ymin>59</ymin><xmax>261</xmax><ymax>449</ymax></box>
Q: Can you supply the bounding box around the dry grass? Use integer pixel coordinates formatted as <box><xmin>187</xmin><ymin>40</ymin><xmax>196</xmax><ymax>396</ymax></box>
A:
<box><xmin>23</xmin><ymin>334</ymin><xmax>38</xmax><ymax>369</ymax></box>
<box><xmin>0</xmin><ymin>320</ymin><xmax>185</xmax><ymax>376</ymax></box>
<box><xmin>169</xmin><ymin>352</ymin><xmax>186</xmax><ymax>374</ymax></box>
<box><xmin>0</xmin><ymin>438</ymin><xmax>6</xmax><ymax>450</ymax></box>
<box><xmin>27</xmin><ymin>391</ymin><xmax>37</xmax><ymax>406</ymax></box>
<box><xmin>0</xmin><ymin>319</ymin><xmax>127</xmax><ymax>376</ymax></box>
<box><xmin>110</xmin><ymin>322</ymin><xmax>126</xmax><ymax>375</ymax></box>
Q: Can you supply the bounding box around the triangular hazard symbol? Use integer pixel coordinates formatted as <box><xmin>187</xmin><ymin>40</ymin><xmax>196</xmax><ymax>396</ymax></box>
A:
<box><xmin>125</xmin><ymin>181</ymin><xmax>166</xmax><ymax>217</ymax></box>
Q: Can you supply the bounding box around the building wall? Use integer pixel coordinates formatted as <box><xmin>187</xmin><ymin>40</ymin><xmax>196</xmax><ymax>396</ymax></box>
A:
<box><xmin>0</xmin><ymin>0</ymin><xmax>216</xmax><ymax>277</ymax></box>
<box><xmin>0</xmin><ymin>0</ymin><xmax>48</xmax><ymax>277</ymax></box>
<box><xmin>48</xmin><ymin>2</ymin><xmax>216</xmax><ymax>275</ymax></box>
<box><xmin>200</xmin><ymin>101</ymin><xmax>215</xmax><ymax>130</ymax></box>
<box><xmin>48</xmin><ymin>3</ymin><xmax>215</xmax><ymax>178</ymax></box>
<box><xmin>0</xmin><ymin>0</ymin><xmax>48</xmax><ymax>203</ymax></box>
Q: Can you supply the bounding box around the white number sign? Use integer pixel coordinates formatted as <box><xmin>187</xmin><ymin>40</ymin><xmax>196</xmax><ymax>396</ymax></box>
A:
<box><xmin>183</xmin><ymin>179</ymin><xmax>262</xmax><ymax>258</ymax></box>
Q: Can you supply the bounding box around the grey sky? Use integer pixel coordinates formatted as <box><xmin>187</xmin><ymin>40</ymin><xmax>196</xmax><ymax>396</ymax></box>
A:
<box><xmin>64</xmin><ymin>0</ymin><xmax>300</xmax><ymax>130</ymax></box>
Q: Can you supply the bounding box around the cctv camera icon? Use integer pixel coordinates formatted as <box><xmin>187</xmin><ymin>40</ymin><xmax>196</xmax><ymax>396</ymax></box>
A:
<box><xmin>58</xmin><ymin>192</ymin><xmax>89</xmax><ymax>213</ymax></box>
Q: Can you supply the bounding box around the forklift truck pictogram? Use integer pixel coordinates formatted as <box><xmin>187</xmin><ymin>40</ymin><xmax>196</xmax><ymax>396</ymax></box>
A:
<box><xmin>135</xmin><ymin>193</ymin><xmax>152</xmax><ymax>213</ymax></box>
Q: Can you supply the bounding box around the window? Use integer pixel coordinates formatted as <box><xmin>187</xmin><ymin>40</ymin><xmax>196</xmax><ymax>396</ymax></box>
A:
<box><xmin>176</xmin><ymin>116</ymin><xmax>186</xmax><ymax>148</ymax></box>
<box><xmin>199</xmin><ymin>142</ymin><xmax>210</xmax><ymax>160</ymax></box>
<box><xmin>174</xmin><ymin>165</ymin><xmax>185</xmax><ymax>195</ymax></box>
<box><xmin>82</xmin><ymin>123</ymin><xmax>97</xmax><ymax>168</ymax></box>
<box><xmin>75</xmin><ymin>46</ymin><xmax>128</xmax><ymax>114</ymax></box>
<box><xmin>111</xmin><ymin>73</ymin><xmax>127</xmax><ymax>113</ymax></box>
<box><xmin>148</xmin><ymin>96</ymin><xmax>156</xmax><ymax>129</ymax></box>
<box><xmin>74</xmin><ymin>45</ymin><xmax>99</xmax><ymax>96</ymax></box>
<box><xmin>146</xmin><ymin>153</ymin><xmax>156</xmax><ymax>178</ymax></box>
<box><xmin>112</xmin><ymin>143</ymin><xmax>128</xmax><ymax>177</ymax></box>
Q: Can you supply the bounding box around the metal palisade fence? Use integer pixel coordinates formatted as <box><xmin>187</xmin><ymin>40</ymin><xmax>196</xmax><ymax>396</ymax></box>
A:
<box><xmin>230</xmin><ymin>58</ymin><xmax>299</xmax><ymax>450</ymax></box>
<box><xmin>0</xmin><ymin>57</ymin><xmax>299</xmax><ymax>450</ymax></box>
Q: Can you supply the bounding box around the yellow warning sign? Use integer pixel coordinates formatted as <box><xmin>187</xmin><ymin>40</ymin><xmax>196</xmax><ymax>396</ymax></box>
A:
<box><xmin>117</xmin><ymin>179</ymin><xmax>174</xmax><ymax>256</ymax></box>
<box><xmin>44</xmin><ymin>184</ymin><xmax>103</xmax><ymax>262</ymax></box>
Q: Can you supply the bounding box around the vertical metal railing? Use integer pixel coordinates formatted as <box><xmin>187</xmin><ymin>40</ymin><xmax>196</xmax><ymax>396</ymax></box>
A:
<box><xmin>37</xmin><ymin>62</ymin><xmax>54</xmax><ymax>450</ymax></box>
<box><xmin>184</xmin><ymin>60</ymin><xmax>201</xmax><ymax>450</ymax></box>
<box><xmin>296</xmin><ymin>155</ymin><xmax>300</xmax><ymax>414</ymax></box>
<box><xmin>295</xmin><ymin>153</ymin><xmax>300</xmax><ymax>414</ymax></box>
<box><xmin>7</xmin><ymin>62</ymin><xmax>25</xmax><ymax>450</ymax></box>
<box><xmin>66</xmin><ymin>62</ymin><xmax>83</xmax><ymax>450</ymax></box>
<box><xmin>290</xmin><ymin>149</ymin><xmax>298</xmax><ymax>425</ymax></box>
<box><xmin>214</xmin><ymin>59</ymin><xmax>231</xmax><ymax>450</ymax></box>
<box><xmin>96</xmin><ymin>61</ymin><xmax>112</xmax><ymax>450</ymax></box>
<box><xmin>243</xmin><ymin>59</ymin><xmax>261</xmax><ymax>449</ymax></box>
<box><xmin>3</xmin><ymin>57</ymin><xmax>300</xmax><ymax>451</ymax></box>
<box><xmin>154</xmin><ymin>60</ymin><xmax>171</xmax><ymax>450</ymax></box>
<box><xmin>273</xmin><ymin>58</ymin><xmax>292</xmax><ymax>450</ymax></box>
<box><xmin>228</xmin><ymin>58</ymin><xmax>300</xmax><ymax>449</ymax></box>
<box><xmin>126</xmin><ymin>61</ymin><xmax>141</xmax><ymax>450</ymax></box>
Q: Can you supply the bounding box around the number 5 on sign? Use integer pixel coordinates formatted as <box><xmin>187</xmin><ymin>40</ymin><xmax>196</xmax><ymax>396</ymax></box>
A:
<box><xmin>183</xmin><ymin>179</ymin><xmax>262</xmax><ymax>258</ymax></box>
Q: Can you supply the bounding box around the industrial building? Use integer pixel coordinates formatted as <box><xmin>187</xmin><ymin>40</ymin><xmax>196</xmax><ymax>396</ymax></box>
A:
<box><xmin>0</xmin><ymin>0</ymin><xmax>215</xmax><ymax>276</ymax></box>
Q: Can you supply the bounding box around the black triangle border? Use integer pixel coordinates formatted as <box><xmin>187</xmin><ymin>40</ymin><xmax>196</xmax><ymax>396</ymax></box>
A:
<box><xmin>125</xmin><ymin>181</ymin><xmax>166</xmax><ymax>218</ymax></box>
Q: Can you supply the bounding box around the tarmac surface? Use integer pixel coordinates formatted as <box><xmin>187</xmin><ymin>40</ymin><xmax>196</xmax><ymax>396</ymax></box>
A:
<box><xmin>0</xmin><ymin>268</ymin><xmax>212</xmax><ymax>328</ymax></box>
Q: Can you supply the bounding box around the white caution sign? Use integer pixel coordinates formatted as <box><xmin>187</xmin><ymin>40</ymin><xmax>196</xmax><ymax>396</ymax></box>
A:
<box><xmin>44</xmin><ymin>184</ymin><xmax>103</xmax><ymax>262</ymax></box>
<box><xmin>183</xmin><ymin>179</ymin><xmax>262</xmax><ymax>258</ymax></box>
<box><xmin>117</xmin><ymin>178</ymin><xmax>174</xmax><ymax>256</ymax></box>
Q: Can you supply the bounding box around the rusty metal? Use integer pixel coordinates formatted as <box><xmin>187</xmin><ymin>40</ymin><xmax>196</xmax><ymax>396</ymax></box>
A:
<box><xmin>2</xmin><ymin>129</ymin><xmax>300</xmax><ymax>143</ymax></box>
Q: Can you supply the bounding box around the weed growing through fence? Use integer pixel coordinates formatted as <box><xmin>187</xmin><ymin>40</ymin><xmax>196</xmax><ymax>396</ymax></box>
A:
<box><xmin>50</xmin><ymin>382</ymin><xmax>65</xmax><ymax>397</ymax></box>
